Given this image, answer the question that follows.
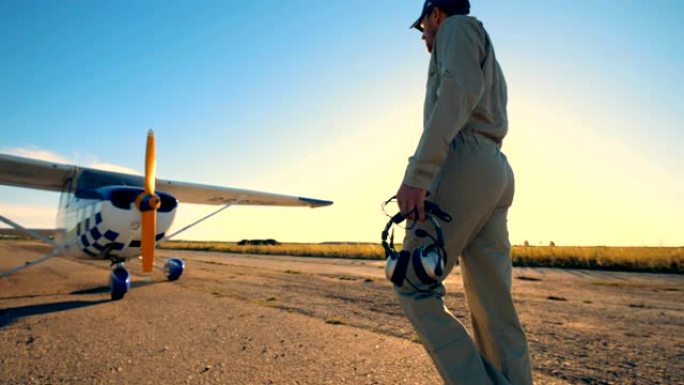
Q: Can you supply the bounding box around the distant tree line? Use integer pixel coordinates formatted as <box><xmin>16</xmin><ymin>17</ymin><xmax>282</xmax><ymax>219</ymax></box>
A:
<box><xmin>237</xmin><ymin>239</ymin><xmax>279</xmax><ymax>246</ymax></box>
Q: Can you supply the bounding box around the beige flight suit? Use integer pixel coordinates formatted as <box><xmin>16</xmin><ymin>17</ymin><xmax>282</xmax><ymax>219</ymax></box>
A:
<box><xmin>396</xmin><ymin>15</ymin><xmax>533</xmax><ymax>385</ymax></box>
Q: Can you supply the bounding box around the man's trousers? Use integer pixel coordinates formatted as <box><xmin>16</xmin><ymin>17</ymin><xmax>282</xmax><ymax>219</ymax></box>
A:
<box><xmin>395</xmin><ymin>131</ymin><xmax>533</xmax><ymax>385</ymax></box>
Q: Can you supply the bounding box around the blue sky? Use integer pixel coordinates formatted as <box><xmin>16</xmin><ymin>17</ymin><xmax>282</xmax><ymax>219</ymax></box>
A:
<box><xmin>1</xmin><ymin>1</ymin><xmax>683</xmax><ymax>246</ymax></box>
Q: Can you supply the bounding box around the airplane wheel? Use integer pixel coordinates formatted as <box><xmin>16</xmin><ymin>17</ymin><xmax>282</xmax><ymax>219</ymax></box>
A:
<box><xmin>164</xmin><ymin>258</ymin><xmax>185</xmax><ymax>281</ymax></box>
<box><xmin>110</xmin><ymin>266</ymin><xmax>131</xmax><ymax>300</ymax></box>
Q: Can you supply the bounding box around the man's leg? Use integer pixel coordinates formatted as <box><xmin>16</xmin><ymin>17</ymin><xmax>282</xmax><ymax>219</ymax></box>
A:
<box><xmin>394</xmin><ymin>202</ymin><xmax>511</xmax><ymax>384</ymax></box>
<box><xmin>394</xmin><ymin>256</ymin><xmax>509</xmax><ymax>385</ymax></box>
<box><xmin>460</xmin><ymin>206</ymin><xmax>533</xmax><ymax>385</ymax></box>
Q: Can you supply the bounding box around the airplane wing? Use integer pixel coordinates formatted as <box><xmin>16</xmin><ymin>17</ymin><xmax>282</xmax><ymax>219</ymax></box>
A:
<box><xmin>0</xmin><ymin>153</ymin><xmax>332</xmax><ymax>208</ymax></box>
<box><xmin>0</xmin><ymin>153</ymin><xmax>76</xmax><ymax>192</ymax></box>
<box><xmin>156</xmin><ymin>180</ymin><xmax>332</xmax><ymax>207</ymax></box>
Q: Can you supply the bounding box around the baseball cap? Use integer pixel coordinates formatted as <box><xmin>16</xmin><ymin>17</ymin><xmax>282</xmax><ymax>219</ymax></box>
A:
<box><xmin>410</xmin><ymin>0</ymin><xmax>471</xmax><ymax>32</ymax></box>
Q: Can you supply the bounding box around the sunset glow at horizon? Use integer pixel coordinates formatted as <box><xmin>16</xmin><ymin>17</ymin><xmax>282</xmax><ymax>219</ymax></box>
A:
<box><xmin>1</xmin><ymin>1</ymin><xmax>682</xmax><ymax>246</ymax></box>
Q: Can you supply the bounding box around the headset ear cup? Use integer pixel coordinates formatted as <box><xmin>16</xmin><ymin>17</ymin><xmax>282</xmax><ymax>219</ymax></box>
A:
<box><xmin>415</xmin><ymin>245</ymin><xmax>447</xmax><ymax>283</ymax></box>
<box><xmin>427</xmin><ymin>245</ymin><xmax>446</xmax><ymax>278</ymax></box>
<box><xmin>412</xmin><ymin>247</ymin><xmax>438</xmax><ymax>285</ymax></box>
<box><xmin>385</xmin><ymin>252</ymin><xmax>398</xmax><ymax>281</ymax></box>
<box><xmin>432</xmin><ymin>249</ymin><xmax>445</xmax><ymax>277</ymax></box>
<box><xmin>389</xmin><ymin>251</ymin><xmax>411</xmax><ymax>287</ymax></box>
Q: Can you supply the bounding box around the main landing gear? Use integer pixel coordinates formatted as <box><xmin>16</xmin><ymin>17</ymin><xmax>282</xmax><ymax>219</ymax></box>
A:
<box><xmin>163</xmin><ymin>258</ymin><xmax>185</xmax><ymax>281</ymax></box>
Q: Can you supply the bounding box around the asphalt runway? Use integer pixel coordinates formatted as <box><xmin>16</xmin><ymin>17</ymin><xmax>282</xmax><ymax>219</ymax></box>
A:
<box><xmin>1</xmin><ymin>241</ymin><xmax>682</xmax><ymax>384</ymax></box>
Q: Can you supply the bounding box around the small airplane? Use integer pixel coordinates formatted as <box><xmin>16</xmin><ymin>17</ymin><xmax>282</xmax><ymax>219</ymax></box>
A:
<box><xmin>0</xmin><ymin>130</ymin><xmax>332</xmax><ymax>299</ymax></box>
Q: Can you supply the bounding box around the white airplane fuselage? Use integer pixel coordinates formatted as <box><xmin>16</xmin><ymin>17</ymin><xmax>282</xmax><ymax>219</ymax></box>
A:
<box><xmin>55</xmin><ymin>185</ymin><xmax>177</xmax><ymax>260</ymax></box>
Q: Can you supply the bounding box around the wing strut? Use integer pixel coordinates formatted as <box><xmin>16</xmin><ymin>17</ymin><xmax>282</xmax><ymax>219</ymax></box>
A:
<box><xmin>160</xmin><ymin>199</ymin><xmax>244</xmax><ymax>242</ymax></box>
<box><xmin>0</xmin><ymin>247</ymin><xmax>64</xmax><ymax>279</ymax></box>
<box><xmin>0</xmin><ymin>215</ymin><xmax>65</xmax><ymax>278</ymax></box>
<box><xmin>0</xmin><ymin>215</ymin><xmax>56</xmax><ymax>246</ymax></box>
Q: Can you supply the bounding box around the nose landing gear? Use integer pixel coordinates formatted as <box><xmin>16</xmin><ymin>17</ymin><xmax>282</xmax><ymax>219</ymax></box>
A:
<box><xmin>109</xmin><ymin>260</ymin><xmax>130</xmax><ymax>301</ymax></box>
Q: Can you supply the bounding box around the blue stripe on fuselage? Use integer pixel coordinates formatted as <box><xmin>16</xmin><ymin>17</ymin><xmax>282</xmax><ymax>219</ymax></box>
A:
<box><xmin>75</xmin><ymin>185</ymin><xmax>178</xmax><ymax>212</ymax></box>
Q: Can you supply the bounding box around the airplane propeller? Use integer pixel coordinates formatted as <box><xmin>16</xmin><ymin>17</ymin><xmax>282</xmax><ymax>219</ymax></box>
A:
<box><xmin>135</xmin><ymin>130</ymin><xmax>161</xmax><ymax>274</ymax></box>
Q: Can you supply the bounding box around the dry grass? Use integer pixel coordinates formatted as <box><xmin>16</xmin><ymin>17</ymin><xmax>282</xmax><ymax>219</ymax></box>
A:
<box><xmin>512</xmin><ymin>246</ymin><xmax>683</xmax><ymax>273</ymax></box>
<box><xmin>161</xmin><ymin>241</ymin><xmax>384</xmax><ymax>260</ymax></box>
<box><xmin>160</xmin><ymin>241</ymin><xmax>683</xmax><ymax>274</ymax></box>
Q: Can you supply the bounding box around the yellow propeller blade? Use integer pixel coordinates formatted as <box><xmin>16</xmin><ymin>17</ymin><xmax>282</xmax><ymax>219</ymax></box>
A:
<box><xmin>140</xmin><ymin>129</ymin><xmax>158</xmax><ymax>274</ymax></box>
<box><xmin>145</xmin><ymin>129</ymin><xmax>156</xmax><ymax>194</ymax></box>
<box><xmin>141</xmin><ymin>211</ymin><xmax>156</xmax><ymax>273</ymax></box>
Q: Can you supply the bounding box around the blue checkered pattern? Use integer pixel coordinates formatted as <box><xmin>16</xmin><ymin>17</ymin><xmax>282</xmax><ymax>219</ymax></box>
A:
<box><xmin>77</xmin><ymin>208</ymin><xmax>166</xmax><ymax>256</ymax></box>
<box><xmin>78</xmin><ymin>210</ymin><xmax>122</xmax><ymax>256</ymax></box>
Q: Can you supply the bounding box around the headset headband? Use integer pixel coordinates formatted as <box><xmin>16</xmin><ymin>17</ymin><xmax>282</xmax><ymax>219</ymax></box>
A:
<box><xmin>381</xmin><ymin>199</ymin><xmax>450</xmax><ymax>255</ymax></box>
<box><xmin>382</xmin><ymin>195</ymin><xmax>452</xmax><ymax>223</ymax></box>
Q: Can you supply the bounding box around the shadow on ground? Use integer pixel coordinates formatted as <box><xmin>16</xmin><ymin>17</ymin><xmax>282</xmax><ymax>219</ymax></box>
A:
<box><xmin>0</xmin><ymin>299</ymin><xmax>109</xmax><ymax>327</ymax></box>
<box><xmin>0</xmin><ymin>280</ymin><xmax>167</xmax><ymax>327</ymax></box>
<box><xmin>69</xmin><ymin>279</ymin><xmax>165</xmax><ymax>295</ymax></box>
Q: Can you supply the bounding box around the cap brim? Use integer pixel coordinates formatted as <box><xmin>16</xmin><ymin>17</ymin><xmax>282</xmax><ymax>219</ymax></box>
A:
<box><xmin>410</xmin><ymin>16</ymin><xmax>423</xmax><ymax>32</ymax></box>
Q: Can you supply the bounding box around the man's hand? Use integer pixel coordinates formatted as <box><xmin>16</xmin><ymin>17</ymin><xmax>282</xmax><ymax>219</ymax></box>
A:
<box><xmin>396</xmin><ymin>183</ymin><xmax>427</xmax><ymax>223</ymax></box>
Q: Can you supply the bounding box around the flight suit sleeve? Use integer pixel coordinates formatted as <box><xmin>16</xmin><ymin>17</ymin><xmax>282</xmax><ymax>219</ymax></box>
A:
<box><xmin>402</xmin><ymin>19</ymin><xmax>485</xmax><ymax>189</ymax></box>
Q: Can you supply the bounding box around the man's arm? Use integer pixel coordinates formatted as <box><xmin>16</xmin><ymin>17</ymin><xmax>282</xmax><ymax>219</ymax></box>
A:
<box><xmin>402</xmin><ymin>18</ymin><xmax>486</xmax><ymax>190</ymax></box>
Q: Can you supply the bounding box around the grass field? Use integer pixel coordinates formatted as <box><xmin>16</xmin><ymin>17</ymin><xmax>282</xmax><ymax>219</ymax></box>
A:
<box><xmin>160</xmin><ymin>241</ymin><xmax>683</xmax><ymax>274</ymax></box>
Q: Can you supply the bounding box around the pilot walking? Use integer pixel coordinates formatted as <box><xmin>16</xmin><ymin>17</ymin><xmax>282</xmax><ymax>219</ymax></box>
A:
<box><xmin>394</xmin><ymin>1</ymin><xmax>533</xmax><ymax>384</ymax></box>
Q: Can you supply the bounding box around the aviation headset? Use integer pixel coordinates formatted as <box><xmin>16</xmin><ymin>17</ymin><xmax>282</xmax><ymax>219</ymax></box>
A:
<box><xmin>381</xmin><ymin>199</ymin><xmax>452</xmax><ymax>291</ymax></box>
